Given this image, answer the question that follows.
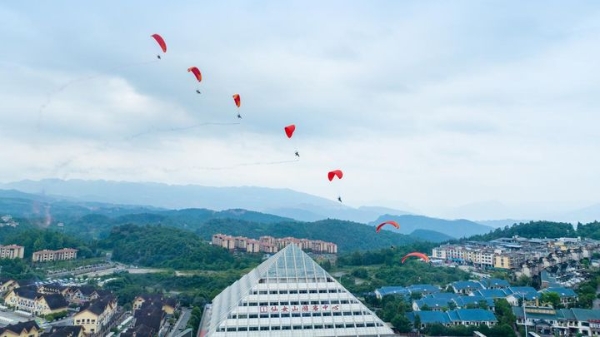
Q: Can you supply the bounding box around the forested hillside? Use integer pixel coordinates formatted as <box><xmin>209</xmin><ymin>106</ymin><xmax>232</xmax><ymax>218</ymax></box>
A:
<box><xmin>2</xmin><ymin>228</ymin><xmax>98</xmax><ymax>259</ymax></box>
<box><xmin>196</xmin><ymin>218</ymin><xmax>415</xmax><ymax>252</ymax></box>
<box><xmin>99</xmin><ymin>224</ymin><xmax>262</xmax><ymax>270</ymax></box>
<box><xmin>467</xmin><ymin>221</ymin><xmax>578</xmax><ymax>241</ymax></box>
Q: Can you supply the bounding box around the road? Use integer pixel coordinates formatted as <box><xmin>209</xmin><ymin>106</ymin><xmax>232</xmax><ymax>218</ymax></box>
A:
<box><xmin>167</xmin><ymin>307</ymin><xmax>191</xmax><ymax>337</ymax></box>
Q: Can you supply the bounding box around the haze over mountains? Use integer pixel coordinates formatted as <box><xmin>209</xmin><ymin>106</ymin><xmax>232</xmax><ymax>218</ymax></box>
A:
<box><xmin>0</xmin><ymin>179</ymin><xmax>598</xmax><ymax>234</ymax></box>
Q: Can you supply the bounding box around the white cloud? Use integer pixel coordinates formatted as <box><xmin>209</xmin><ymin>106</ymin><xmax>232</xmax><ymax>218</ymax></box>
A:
<box><xmin>2</xmin><ymin>1</ymin><xmax>600</xmax><ymax>218</ymax></box>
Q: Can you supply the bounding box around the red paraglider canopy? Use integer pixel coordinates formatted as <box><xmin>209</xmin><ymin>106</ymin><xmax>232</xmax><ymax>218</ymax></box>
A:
<box><xmin>401</xmin><ymin>252</ymin><xmax>430</xmax><ymax>264</ymax></box>
<box><xmin>233</xmin><ymin>94</ymin><xmax>241</xmax><ymax>108</ymax></box>
<box><xmin>327</xmin><ymin>170</ymin><xmax>343</xmax><ymax>181</ymax></box>
<box><xmin>376</xmin><ymin>220</ymin><xmax>400</xmax><ymax>233</ymax></box>
<box><xmin>187</xmin><ymin>67</ymin><xmax>202</xmax><ymax>82</ymax></box>
<box><xmin>284</xmin><ymin>124</ymin><xmax>296</xmax><ymax>138</ymax></box>
<box><xmin>151</xmin><ymin>34</ymin><xmax>167</xmax><ymax>53</ymax></box>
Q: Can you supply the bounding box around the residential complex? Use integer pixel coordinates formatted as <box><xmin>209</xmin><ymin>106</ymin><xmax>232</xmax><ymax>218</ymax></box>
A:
<box><xmin>212</xmin><ymin>234</ymin><xmax>338</xmax><ymax>254</ymax></box>
<box><xmin>0</xmin><ymin>244</ymin><xmax>24</xmax><ymax>259</ymax></box>
<box><xmin>431</xmin><ymin>236</ymin><xmax>600</xmax><ymax>278</ymax></box>
<box><xmin>32</xmin><ymin>248</ymin><xmax>78</xmax><ymax>263</ymax></box>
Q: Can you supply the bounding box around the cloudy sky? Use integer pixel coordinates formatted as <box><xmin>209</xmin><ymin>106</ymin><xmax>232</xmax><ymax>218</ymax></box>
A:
<box><xmin>1</xmin><ymin>1</ymin><xmax>599</xmax><ymax>218</ymax></box>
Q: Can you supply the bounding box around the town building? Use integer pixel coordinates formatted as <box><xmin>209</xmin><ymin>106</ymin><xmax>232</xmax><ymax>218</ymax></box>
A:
<box><xmin>40</xmin><ymin>325</ymin><xmax>85</xmax><ymax>337</ymax></box>
<box><xmin>513</xmin><ymin>306</ymin><xmax>600</xmax><ymax>336</ymax></box>
<box><xmin>72</xmin><ymin>294</ymin><xmax>118</xmax><ymax>335</ymax></box>
<box><xmin>212</xmin><ymin>234</ymin><xmax>338</xmax><ymax>254</ymax></box>
<box><xmin>0</xmin><ymin>320</ymin><xmax>40</xmax><ymax>337</ymax></box>
<box><xmin>3</xmin><ymin>287</ymin><xmax>68</xmax><ymax>316</ymax></box>
<box><xmin>406</xmin><ymin>308</ymin><xmax>498</xmax><ymax>328</ymax></box>
<box><xmin>198</xmin><ymin>243</ymin><xmax>394</xmax><ymax>336</ymax></box>
<box><xmin>32</xmin><ymin>248</ymin><xmax>78</xmax><ymax>263</ymax></box>
<box><xmin>0</xmin><ymin>244</ymin><xmax>24</xmax><ymax>259</ymax></box>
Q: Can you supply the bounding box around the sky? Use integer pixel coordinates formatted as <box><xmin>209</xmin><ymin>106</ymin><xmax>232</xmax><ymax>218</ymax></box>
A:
<box><xmin>1</xmin><ymin>1</ymin><xmax>600</xmax><ymax>219</ymax></box>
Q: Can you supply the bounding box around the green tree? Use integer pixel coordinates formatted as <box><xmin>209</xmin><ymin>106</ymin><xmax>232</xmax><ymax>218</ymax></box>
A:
<box><xmin>391</xmin><ymin>314</ymin><xmax>412</xmax><ymax>333</ymax></box>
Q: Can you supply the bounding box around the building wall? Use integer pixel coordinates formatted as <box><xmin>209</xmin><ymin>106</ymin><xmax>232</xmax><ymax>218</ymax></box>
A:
<box><xmin>74</xmin><ymin>310</ymin><xmax>101</xmax><ymax>334</ymax></box>
<box><xmin>32</xmin><ymin>248</ymin><xmax>78</xmax><ymax>262</ymax></box>
<box><xmin>0</xmin><ymin>245</ymin><xmax>24</xmax><ymax>259</ymax></box>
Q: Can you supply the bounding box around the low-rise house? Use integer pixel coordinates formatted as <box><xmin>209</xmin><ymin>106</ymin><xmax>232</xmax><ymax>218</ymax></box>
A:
<box><xmin>374</xmin><ymin>286</ymin><xmax>410</xmax><ymax>300</ymax></box>
<box><xmin>479</xmin><ymin>278</ymin><xmax>510</xmax><ymax>289</ymax></box>
<box><xmin>539</xmin><ymin>287</ymin><xmax>578</xmax><ymax>306</ymax></box>
<box><xmin>66</xmin><ymin>286</ymin><xmax>105</xmax><ymax>304</ymax></box>
<box><xmin>473</xmin><ymin>289</ymin><xmax>509</xmax><ymax>299</ymax></box>
<box><xmin>506</xmin><ymin>286</ymin><xmax>540</xmax><ymax>306</ymax></box>
<box><xmin>72</xmin><ymin>295</ymin><xmax>118</xmax><ymax>335</ymax></box>
<box><xmin>38</xmin><ymin>283</ymin><xmax>70</xmax><ymax>297</ymax></box>
<box><xmin>451</xmin><ymin>281</ymin><xmax>484</xmax><ymax>295</ymax></box>
<box><xmin>513</xmin><ymin>306</ymin><xmax>600</xmax><ymax>336</ymax></box>
<box><xmin>4</xmin><ymin>287</ymin><xmax>69</xmax><ymax>316</ymax></box>
<box><xmin>120</xmin><ymin>324</ymin><xmax>154</xmax><ymax>337</ymax></box>
<box><xmin>452</xmin><ymin>296</ymin><xmax>495</xmax><ymax>311</ymax></box>
<box><xmin>0</xmin><ymin>320</ymin><xmax>40</xmax><ymax>337</ymax></box>
<box><xmin>40</xmin><ymin>326</ymin><xmax>84</xmax><ymax>337</ymax></box>
<box><xmin>0</xmin><ymin>277</ymin><xmax>18</xmax><ymax>294</ymax></box>
<box><xmin>133</xmin><ymin>293</ymin><xmax>178</xmax><ymax>315</ymax></box>
<box><xmin>35</xmin><ymin>294</ymin><xmax>69</xmax><ymax>317</ymax></box>
<box><xmin>407</xmin><ymin>308</ymin><xmax>498</xmax><ymax>328</ymax></box>
<box><xmin>407</xmin><ymin>284</ymin><xmax>440</xmax><ymax>296</ymax></box>
<box><xmin>413</xmin><ymin>297</ymin><xmax>455</xmax><ymax>312</ymax></box>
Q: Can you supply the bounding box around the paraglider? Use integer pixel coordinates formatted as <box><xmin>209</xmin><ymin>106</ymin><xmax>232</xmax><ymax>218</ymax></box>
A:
<box><xmin>151</xmin><ymin>34</ymin><xmax>167</xmax><ymax>59</ymax></box>
<box><xmin>233</xmin><ymin>94</ymin><xmax>242</xmax><ymax>118</ymax></box>
<box><xmin>375</xmin><ymin>220</ymin><xmax>400</xmax><ymax>233</ymax></box>
<box><xmin>401</xmin><ymin>252</ymin><xmax>430</xmax><ymax>264</ymax></box>
<box><xmin>284</xmin><ymin>124</ymin><xmax>299</xmax><ymax>157</ymax></box>
<box><xmin>327</xmin><ymin>170</ymin><xmax>344</xmax><ymax>203</ymax></box>
<box><xmin>284</xmin><ymin>124</ymin><xmax>296</xmax><ymax>138</ymax></box>
<box><xmin>327</xmin><ymin>170</ymin><xmax>343</xmax><ymax>181</ymax></box>
<box><xmin>188</xmin><ymin>67</ymin><xmax>202</xmax><ymax>82</ymax></box>
<box><xmin>187</xmin><ymin>67</ymin><xmax>202</xmax><ymax>94</ymax></box>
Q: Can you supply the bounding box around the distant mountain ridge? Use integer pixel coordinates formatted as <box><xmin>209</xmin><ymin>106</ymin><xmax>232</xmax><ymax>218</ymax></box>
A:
<box><xmin>369</xmin><ymin>214</ymin><xmax>493</xmax><ymax>239</ymax></box>
<box><xmin>0</xmin><ymin>179</ymin><xmax>413</xmax><ymax>223</ymax></box>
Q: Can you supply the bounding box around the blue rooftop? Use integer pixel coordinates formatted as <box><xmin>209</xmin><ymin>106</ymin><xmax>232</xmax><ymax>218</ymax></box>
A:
<box><xmin>451</xmin><ymin>280</ymin><xmax>484</xmax><ymax>292</ymax></box>
<box><xmin>454</xmin><ymin>309</ymin><xmax>498</xmax><ymax>323</ymax></box>
<box><xmin>453</xmin><ymin>296</ymin><xmax>495</xmax><ymax>308</ymax></box>
<box><xmin>540</xmin><ymin>287</ymin><xmax>577</xmax><ymax>298</ymax></box>
<box><xmin>375</xmin><ymin>286</ymin><xmax>409</xmax><ymax>297</ymax></box>
<box><xmin>479</xmin><ymin>278</ymin><xmax>510</xmax><ymax>289</ymax></box>
<box><xmin>507</xmin><ymin>286</ymin><xmax>538</xmax><ymax>298</ymax></box>
<box><xmin>415</xmin><ymin>297</ymin><xmax>455</xmax><ymax>309</ymax></box>
<box><xmin>407</xmin><ymin>311</ymin><xmax>451</xmax><ymax>325</ymax></box>
<box><xmin>474</xmin><ymin>289</ymin><xmax>508</xmax><ymax>298</ymax></box>
<box><xmin>408</xmin><ymin>309</ymin><xmax>498</xmax><ymax>325</ymax></box>
<box><xmin>408</xmin><ymin>284</ymin><xmax>440</xmax><ymax>294</ymax></box>
<box><xmin>429</xmin><ymin>293</ymin><xmax>460</xmax><ymax>300</ymax></box>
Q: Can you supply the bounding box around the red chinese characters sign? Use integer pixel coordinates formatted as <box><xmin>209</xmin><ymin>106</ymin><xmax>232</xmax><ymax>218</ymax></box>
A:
<box><xmin>259</xmin><ymin>304</ymin><xmax>340</xmax><ymax>313</ymax></box>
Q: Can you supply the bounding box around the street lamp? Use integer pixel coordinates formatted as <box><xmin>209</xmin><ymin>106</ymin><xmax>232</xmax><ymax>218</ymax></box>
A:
<box><xmin>518</xmin><ymin>292</ymin><xmax>537</xmax><ymax>337</ymax></box>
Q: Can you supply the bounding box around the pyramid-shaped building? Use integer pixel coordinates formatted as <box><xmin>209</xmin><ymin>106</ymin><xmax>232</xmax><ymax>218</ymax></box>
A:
<box><xmin>198</xmin><ymin>244</ymin><xmax>395</xmax><ymax>337</ymax></box>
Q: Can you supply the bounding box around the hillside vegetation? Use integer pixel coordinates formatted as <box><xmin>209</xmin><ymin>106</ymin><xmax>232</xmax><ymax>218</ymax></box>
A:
<box><xmin>99</xmin><ymin>224</ymin><xmax>262</xmax><ymax>270</ymax></box>
<box><xmin>467</xmin><ymin>221</ymin><xmax>578</xmax><ymax>241</ymax></box>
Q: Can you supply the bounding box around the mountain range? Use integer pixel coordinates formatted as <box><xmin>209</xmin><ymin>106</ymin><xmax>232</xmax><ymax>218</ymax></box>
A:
<box><xmin>1</xmin><ymin>179</ymin><xmax>597</xmax><ymax>239</ymax></box>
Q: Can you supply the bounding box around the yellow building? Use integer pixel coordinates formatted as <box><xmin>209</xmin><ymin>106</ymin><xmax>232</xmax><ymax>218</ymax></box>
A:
<box><xmin>133</xmin><ymin>294</ymin><xmax>178</xmax><ymax>315</ymax></box>
<box><xmin>493</xmin><ymin>253</ymin><xmax>526</xmax><ymax>270</ymax></box>
<box><xmin>0</xmin><ymin>244</ymin><xmax>24</xmax><ymax>259</ymax></box>
<box><xmin>0</xmin><ymin>321</ymin><xmax>40</xmax><ymax>337</ymax></box>
<box><xmin>0</xmin><ymin>278</ymin><xmax>18</xmax><ymax>294</ymax></box>
<box><xmin>32</xmin><ymin>248</ymin><xmax>78</xmax><ymax>262</ymax></box>
<box><xmin>3</xmin><ymin>288</ymin><xmax>68</xmax><ymax>316</ymax></box>
<box><xmin>73</xmin><ymin>295</ymin><xmax>118</xmax><ymax>335</ymax></box>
